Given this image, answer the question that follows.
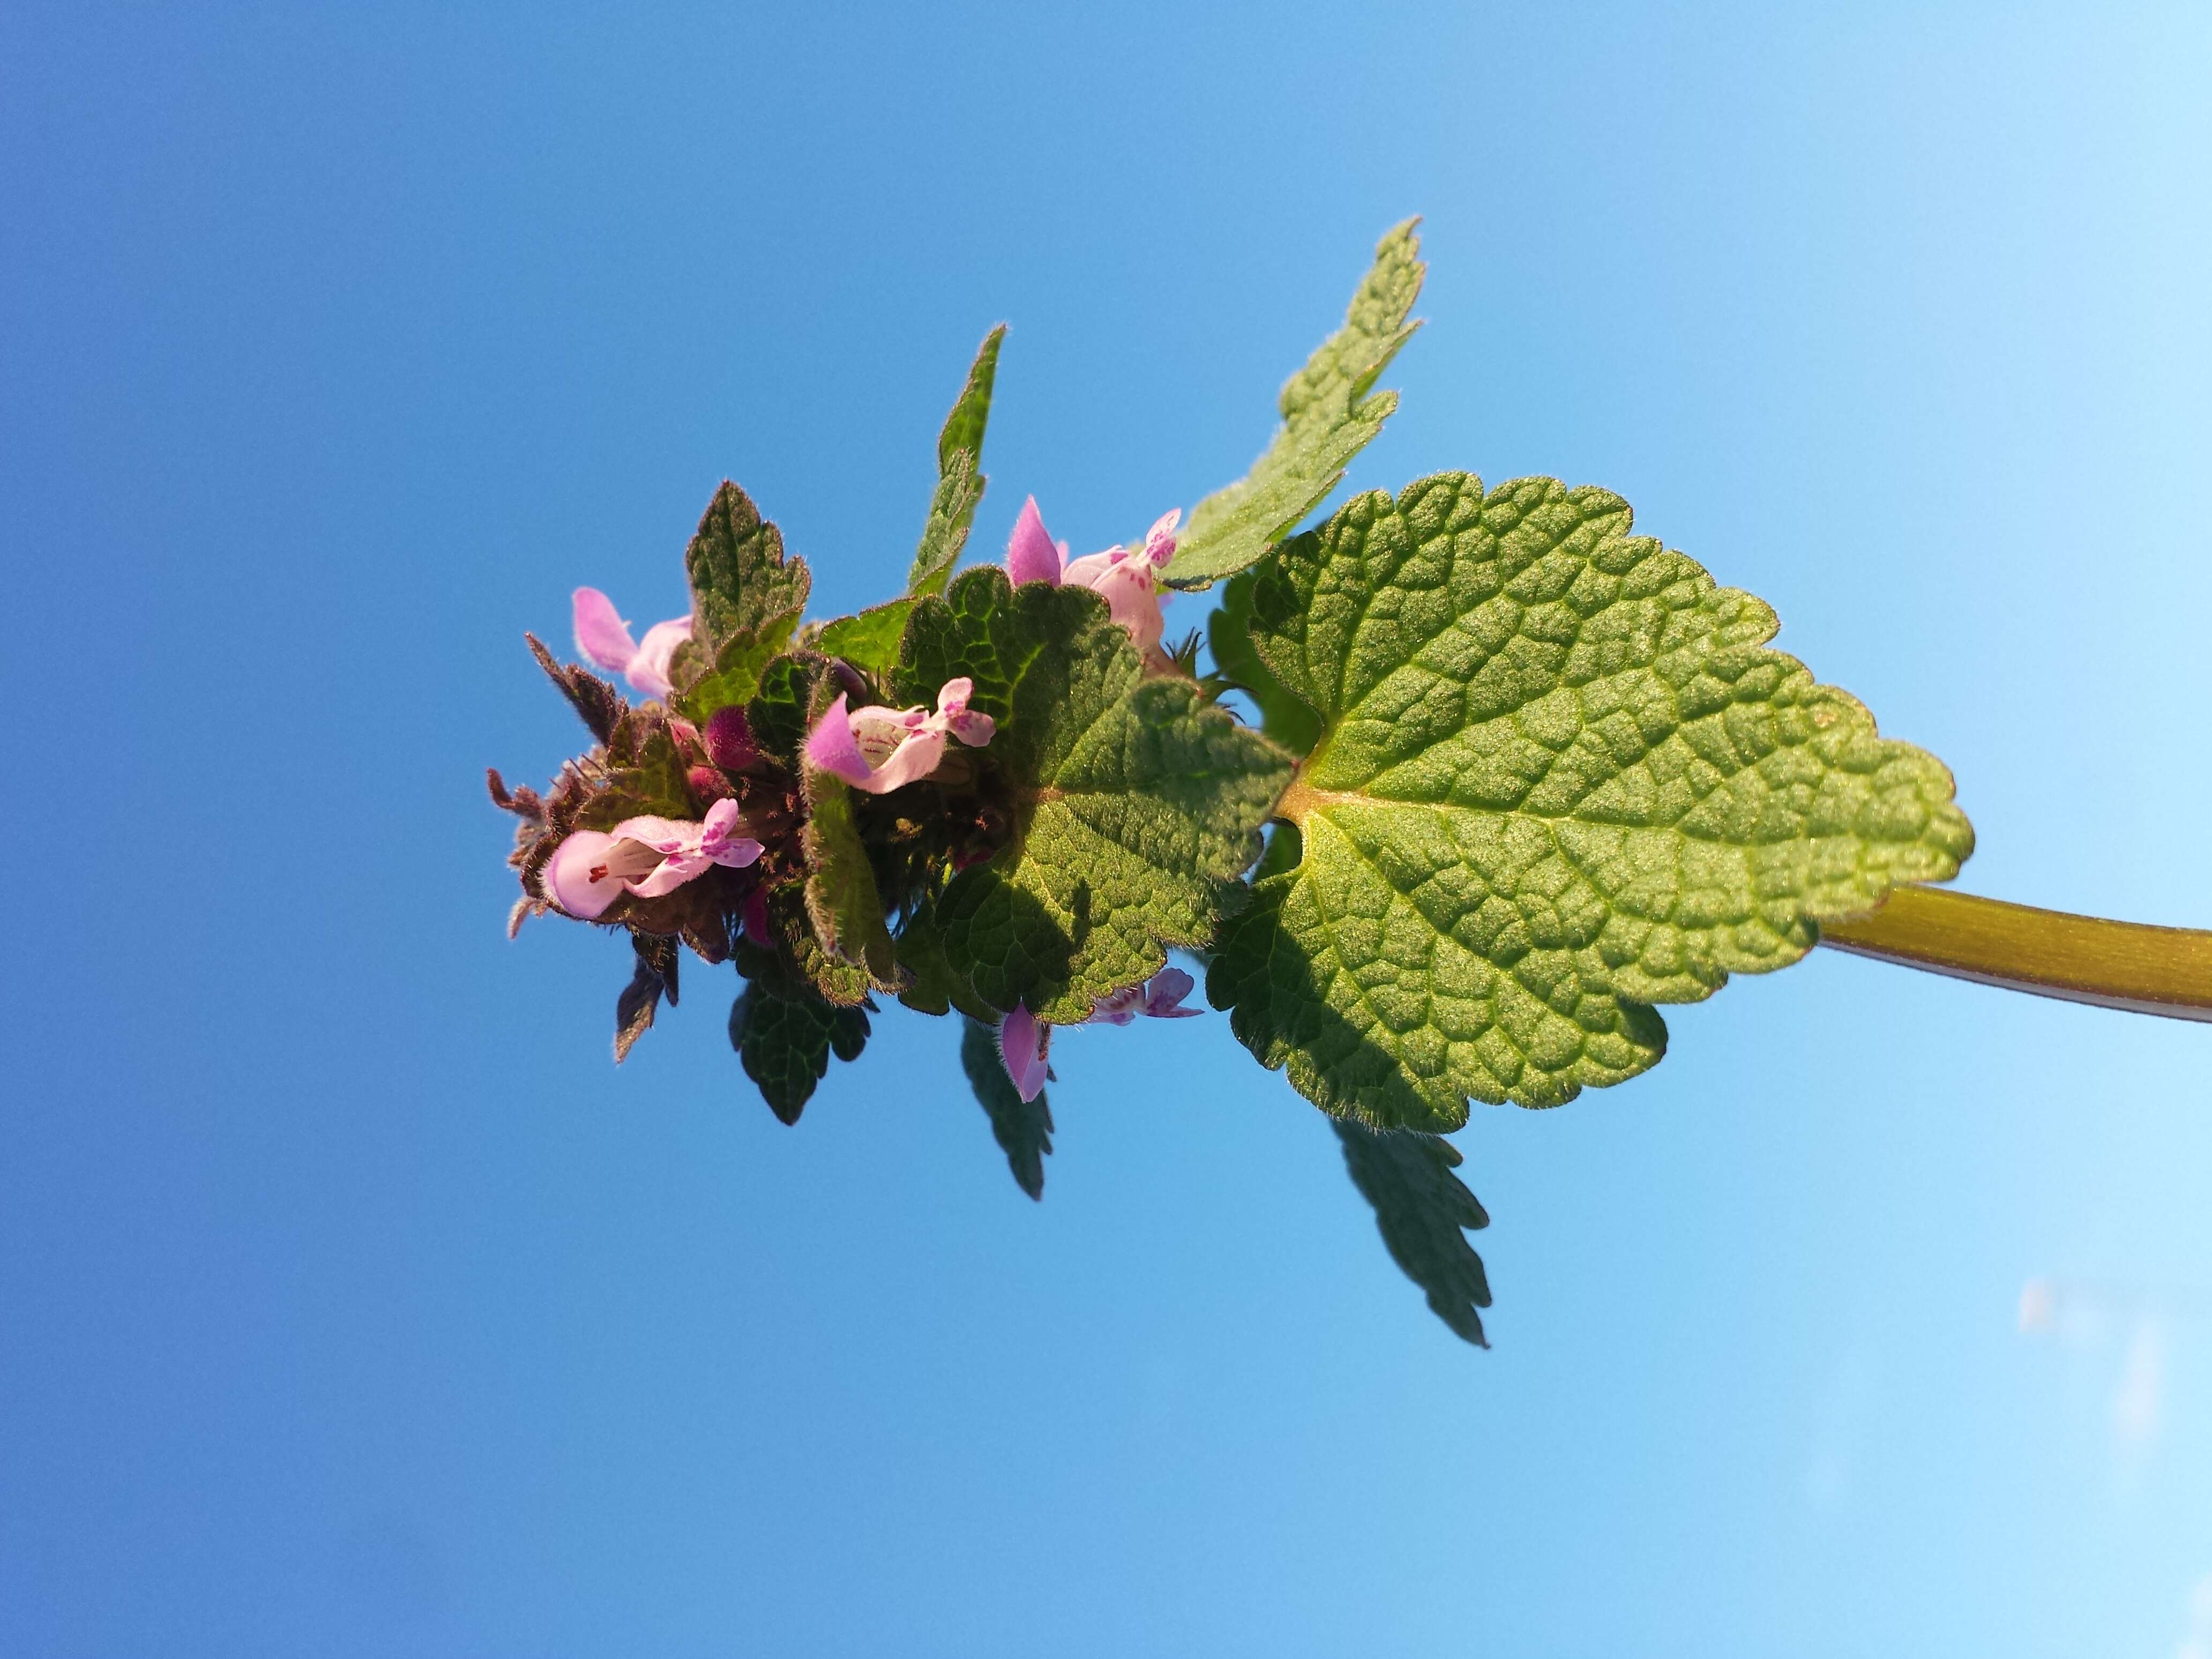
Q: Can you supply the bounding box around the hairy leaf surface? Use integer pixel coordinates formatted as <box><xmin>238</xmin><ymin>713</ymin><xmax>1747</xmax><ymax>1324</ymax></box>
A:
<box><xmin>1212</xmin><ymin>472</ymin><xmax>1973</xmax><ymax>1127</ymax></box>
<box><xmin>675</xmin><ymin>481</ymin><xmax>810</xmax><ymax>718</ymax></box>
<box><xmin>1163</xmin><ymin>221</ymin><xmax>1424</xmax><ymax>589</ymax></box>
<box><xmin>894</xmin><ymin>568</ymin><xmax>1294</xmax><ymax>1022</ymax></box>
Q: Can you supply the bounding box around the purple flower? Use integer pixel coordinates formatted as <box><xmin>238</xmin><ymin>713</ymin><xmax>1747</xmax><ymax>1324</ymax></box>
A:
<box><xmin>1085</xmin><ymin>967</ymin><xmax>1201</xmax><ymax>1025</ymax></box>
<box><xmin>1004</xmin><ymin>498</ymin><xmax>1180</xmax><ymax>668</ymax></box>
<box><xmin>997</xmin><ymin>1003</ymin><xmax>1051</xmax><ymax>1103</ymax></box>
<box><xmin>573</xmin><ymin>587</ymin><xmax>692</xmax><ymax>701</ymax></box>
<box><xmin>544</xmin><ymin>798</ymin><xmax>764</xmax><ymax>920</ymax></box>
<box><xmin>804</xmin><ymin>676</ymin><xmax>995</xmax><ymax>795</ymax></box>
<box><xmin>994</xmin><ymin>968</ymin><xmax>1201</xmax><ymax>1100</ymax></box>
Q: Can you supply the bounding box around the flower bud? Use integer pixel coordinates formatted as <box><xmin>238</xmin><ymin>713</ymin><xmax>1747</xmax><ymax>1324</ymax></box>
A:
<box><xmin>705</xmin><ymin>705</ymin><xmax>763</xmax><ymax>773</ymax></box>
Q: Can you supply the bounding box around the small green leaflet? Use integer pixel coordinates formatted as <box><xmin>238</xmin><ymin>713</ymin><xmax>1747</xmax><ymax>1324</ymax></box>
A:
<box><xmin>1162</xmin><ymin>220</ymin><xmax>1425</xmax><ymax>591</ymax></box>
<box><xmin>960</xmin><ymin>1017</ymin><xmax>1055</xmax><ymax>1200</ymax></box>
<box><xmin>907</xmin><ymin>327</ymin><xmax>1006</xmax><ymax>597</ymax></box>
<box><xmin>1334</xmin><ymin>1122</ymin><xmax>1492</xmax><ymax>1347</ymax></box>
<box><xmin>674</xmin><ymin>481</ymin><xmax>811</xmax><ymax>720</ymax></box>
<box><xmin>814</xmin><ymin>599</ymin><xmax>916</xmax><ymax>675</ymax></box>
<box><xmin>893</xmin><ymin>568</ymin><xmax>1294</xmax><ymax>1023</ymax></box>
<box><xmin>729</xmin><ymin>982</ymin><xmax>870</xmax><ymax>1124</ymax></box>
<box><xmin>1210</xmin><ymin>472</ymin><xmax>1974</xmax><ymax>1129</ymax></box>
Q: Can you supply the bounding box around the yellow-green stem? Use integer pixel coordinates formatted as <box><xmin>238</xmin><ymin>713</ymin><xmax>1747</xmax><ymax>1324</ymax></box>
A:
<box><xmin>1819</xmin><ymin>887</ymin><xmax>2212</xmax><ymax>1023</ymax></box>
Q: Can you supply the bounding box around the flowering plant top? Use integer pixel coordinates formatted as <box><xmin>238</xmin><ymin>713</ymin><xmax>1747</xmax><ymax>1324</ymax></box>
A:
<box><xmin>492</xmin><ymin>221</ymin><xmax>2208</xmax><ymax>1345</ymax></box>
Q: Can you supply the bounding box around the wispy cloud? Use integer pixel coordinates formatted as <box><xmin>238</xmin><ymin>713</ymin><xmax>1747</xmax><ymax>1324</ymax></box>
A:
<box><xmin>2017</xmin><ymin>1276</ymin><xmax>2192</xmax><ymax>1463</ymax></box>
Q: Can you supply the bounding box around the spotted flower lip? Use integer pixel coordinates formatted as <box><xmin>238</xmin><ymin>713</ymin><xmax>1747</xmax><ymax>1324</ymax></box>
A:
<box><xmin>1004</xmin><ymin>498</ymin><xmax>1180</xmax><ymax>666</ymax></box>
<box><xmin>1086</xmin><ymin>967</ymin><xmax>1202</xmax><ymax>1025</ymax></box>
<box><xmin>573</xmin><ymin>587</ymin><xmax>692</xmax><ymax>701</ymax></box>
<box><xmin>544</xmin><ymin>798</ymin><xmax>763</xmax><ymax>919</ymax></box>
<box><xmin>804</xmin><ymin>676</ymin><xmax>996</xmax><ymax>794</ymax></box>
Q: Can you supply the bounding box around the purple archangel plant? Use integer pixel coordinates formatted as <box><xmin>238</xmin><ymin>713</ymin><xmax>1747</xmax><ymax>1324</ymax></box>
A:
<box><xmin>491</xmin><ymin>221</ymin><xmax>2212</xmax><ymax>1346</ymax></box>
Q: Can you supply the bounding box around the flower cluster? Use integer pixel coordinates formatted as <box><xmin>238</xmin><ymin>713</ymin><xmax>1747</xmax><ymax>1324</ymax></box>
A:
<box><xmin>500</xmin><ymin>494</ymin><xmax>1202</xmax><ymax>1107</ymax></box>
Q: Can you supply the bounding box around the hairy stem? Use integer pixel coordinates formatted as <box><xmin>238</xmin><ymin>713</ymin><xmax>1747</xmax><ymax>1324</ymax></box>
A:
<box><xmin>1819</xmin><ymin>886</ymin><xmax>2212</xmax><ymax>1023</ymax></box>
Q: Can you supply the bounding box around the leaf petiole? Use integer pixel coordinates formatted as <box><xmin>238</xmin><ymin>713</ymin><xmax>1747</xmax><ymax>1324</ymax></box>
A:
<box><xmin>1819</xmin><ymin>887</ymin><xmax>2212</xmax><ymax>1022</ymax></box>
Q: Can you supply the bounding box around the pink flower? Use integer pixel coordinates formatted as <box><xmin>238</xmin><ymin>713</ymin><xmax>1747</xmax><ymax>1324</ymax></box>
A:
<box><xmin>573</xmin><ymin>587</ymin><xmax>692</xmax><ymax>701</ymax></box>
<box><xmin>998</xmin><ymin>1003</ymin><xmax>1051</xmax><ymax>1103</ymax></box>
<box><xmin>1004</xmin><ymin>498</ymin><xmax>1180</xmax><ymax>667</ymax></box>
<box><xmin>544</xmin><ymin>798</ymin><xmax>763</xmax><ymax>920</ymax></box>
<box><xmin>804</xmin><ymin>677</ymin><xmax>995</xmax><ymax>795</ymax></box>
<box><xmin>994</xmin><ymin>968</ymin><xmax>1202</xmax><ymax>1101</ymax></box>
<box><xmin>1005</xmin><ymin>495</ymin><xmax>1071</xmax><ymax>587</ymax></box>
<box><xmin>1085</xmin><ymin>967</ymin><xmax>1202</xmax><ymax>1025</ymax></box>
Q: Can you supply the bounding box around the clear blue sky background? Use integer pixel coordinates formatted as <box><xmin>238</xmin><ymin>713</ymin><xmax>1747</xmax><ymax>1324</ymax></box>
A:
<box><xmin>4</xmin><ymin>3</ymin><xmax>2210</xmax><ymax>1654</ymax></box>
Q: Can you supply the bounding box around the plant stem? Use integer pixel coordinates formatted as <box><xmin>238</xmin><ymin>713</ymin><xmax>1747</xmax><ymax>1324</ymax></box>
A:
<box><xmin>1818</xmin><ymin>886</ymin><xmax>2212</xmax><ymax>1023</ymax></box>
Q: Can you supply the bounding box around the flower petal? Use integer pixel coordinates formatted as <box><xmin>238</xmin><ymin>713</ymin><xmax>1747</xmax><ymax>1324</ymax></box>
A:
<box><xmin>627</xmin><ymin>850</ymin><xmax>714</xmax><ymax>899</ymax></box>
<box><xmin>998</xmin><ymin>1004</ymin><xmax>1050</xmax><ymax>1102</ymax></box>
<box><xmin>629</xmin><ymin>617</ymin><xmax>692</xmax><ymax>700</ymax></box>
<box><xmin>1006</xmin><ymin>496</ymin><xmax>1065</xmax><ymax>587</ymax></box>
<box><xmin>1086</xmin><ymin>557</ymin><xmax>1167</xmax><ymax>657</ymax></box>
<box><xmin>1142</xmin><ymin>967</ymin><xmax>1201</xmax><ymax>1018</ymax></box>
<box><xmin>945</xmin><ymin>708</ymin><xmax>995</xmax><ymax>746</ymax></box>
<box><xmin>607</xmin><ymin>815</ymin><xmax>695</xmax><ymax>854</ymax></box>
<box><xmin>545</xmin><ymin>831</ymin><xmax>626</xmax><ymax>919</ymax></box>
<box><xmin>572</xmin><ymin>588</ymin><xmax>639</xmax><ymax>676</ymax></box>
<box><xmin>1140</xmin><ymin>509</ymin><xmax>1182</xmax><ymax>567</ymax></box>
<box><xmin>804</xmin><ymin>693</ymin><xmax>876</xmax><ymax>787</ymax></box>
<box><xmin>851</xmin><ymin>729</ymin><xmax>947</xmax><ymax>793</ymax></box>
<box><xmin>1061</xmin><ymin>548</ymin><xmax>1119</xmax><ymax>589</ymax></box>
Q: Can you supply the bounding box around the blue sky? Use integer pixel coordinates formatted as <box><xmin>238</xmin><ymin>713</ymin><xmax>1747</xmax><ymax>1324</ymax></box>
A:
<box><xmin>4</xmin><ymin>3</ymin><xmax>2210</xmax><ymax>1654</ymax></box>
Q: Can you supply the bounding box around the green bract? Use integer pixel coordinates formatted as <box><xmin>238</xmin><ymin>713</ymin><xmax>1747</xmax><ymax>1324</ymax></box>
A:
<box><xmin>1210</xmin><ymin>472</ymin><xmax>1972</xmax><ymax>1127</ymax></box>
<box><xmin>494</xmin><ymin>222</ymin><xmax>1978</xmax><ymax>1347</ymax></box>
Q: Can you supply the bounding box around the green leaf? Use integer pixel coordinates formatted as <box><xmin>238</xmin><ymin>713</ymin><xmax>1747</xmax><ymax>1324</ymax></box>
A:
<box><xmin>729</xmin><ymin>982</ymin><xmax>870</xmax><ymax>1124</ymax></box>
<box><xmin>675</xmin><ymin>481</ymin><xmax>810</xmax><ymax>718</ymax></box>
<box><xmin>907</xmin><ymin>326</ymin><xmax>1006</xmax><ymax>597</ymax></box>
<box><xmin>1334</xmin><ymin>1121</ymin><xmax>1492</xmax><ymax>1347</ymax></box>
<box><xmin>1212</xmin><ymin>472</ymin><xmax>1974</xmax><ymax>1127</ymax></box>
<box><xmin>816</xmin><ymin>599</ymin><xmax>916</xmax><ymax>675</ymax></box>
<box><xmin>893</xmin><ymin>906</ymin><xmax>1002</xmax><ymax>1022</ymax></box>
<box><xmin>1162</xmin><ymin>220</ymin><xmax>1425</xmax><ymax>590</ymax></box>
<box><xmin>745</xmin><ymin>650</ymin><xmax>834</xmax><ymax>766</ymax></box>
<box><xmin>1207</xmin><ymin>569</ymin><xmax>1324</xmax><ymax>754</ymax></box>
<box><xmin>802</xmin><ymin>767</ymin><xmax>902</xmax><ymax>990</ymax></box>
<box><xmin>894</xmin><ymin>568</ymin><xmax>1295</xmax><ymax>1022</ymax></box>
<box><xmin>960</xmin><ymin>1017</ymin><xmax>1055</xmax><ymax>1200</ymax></box>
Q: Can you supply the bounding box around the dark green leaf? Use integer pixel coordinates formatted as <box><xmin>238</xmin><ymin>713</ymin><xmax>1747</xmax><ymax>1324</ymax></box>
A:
<box><xmin>1207</xmin><ymin>570</ymin><xmax>1324</xmax><ymax>754</ymax></box>
<box><xmin>614</xmin><ymin>932</ymin><xmax>679</xmax><ymax>1063</ymax></box>
<box><xmin>1334</xmin><ymin>1121</ymin><xmax>1491</xmax><ymax>1347</ymax></box>
<box><xmin>675</xmin><ymin>481</ymin><xmax>810</xmax><ymax>717</ymax></box>
<box><xmin>728</xmin><ymin>982</ymin><xmax>871</xmax><ymax>1124</ymax></box>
